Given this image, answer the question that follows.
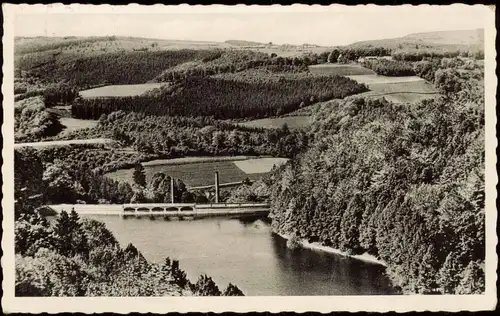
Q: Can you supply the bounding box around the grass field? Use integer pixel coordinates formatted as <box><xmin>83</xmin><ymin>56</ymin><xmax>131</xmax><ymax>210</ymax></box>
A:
<box><xmin>362</xmin><ymin>91</ymin><xmax>439</xmax><ymax>103</ymax></box>
<box><xmin>79</xmin><ymin>83</ymin><xmax>166</xmax><ymax>98</ymax></box>
<box><xmin>233</xmin><ymin>158</ymin><xmax>289</xmax><ymax>174</ymax></box>
<box><xmin>14</xmin><ymin>138</ymin><xmax>114</xmax><ymax>148</ymax></box>
<box><xmin>346</xmin><ymin>74</ymin><xmax>439</xmax><ymax>103</ymax></box>
<box><xmin>238</xmin><ymin>116</ymin><xmax>312</xmax><ymax>130</ymax></box>
<box><xmin>345</xmin><ymin>75</ymin><xmax>424</xmax><ymax>85</ymax></box>
<box><xmin>308</xmin><ymin>64</ymin><xmax>375</xmax><ymax>76</ymax></box>
<box><xmin>106</xmin><ymin>157</ymin><xmax>288</xmax><ymax>187</ymax></box>
<box><xmin>59</xmin><ymin>117</ymin><xmax>99</xmax><ymax>136</ymax></box>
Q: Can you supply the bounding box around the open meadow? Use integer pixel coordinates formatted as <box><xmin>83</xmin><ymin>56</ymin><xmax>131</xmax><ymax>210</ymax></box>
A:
<box><xmin>308</xmin><ymin>64</ymin><xmax>375</xmax><ymax>76</ymax></box>
<box><xmin>14</xmin><ymin>138</ymin><xmax>114</xmax><ymax>149</ymax></box>
<box><xmin>79</xmin><ymin>83</ymin><xmax>166</xmax><ymax>98</ymax></box>
<box><xmin>345</xmin><ymin>75</ymin><xmax>424</xmax><ymax>84</ymax></box>
<box><xmin>59</xmin><ymin>117</ymin><xmax>99</xmax><ymax>136</ymax></box>
<box><xmin>237</xmin><ymin>116</ymin><xmax>312</xmax><ymax>130</ymax></box>
<box><xmin>106</xmin><ymin>157</ymin><xmax>288</xmax><ymax>187</ymax></box>
<box><xmin>349</xmin><ymin>75</ymin><xmax>439</xmax><ymax>103</ymax></box>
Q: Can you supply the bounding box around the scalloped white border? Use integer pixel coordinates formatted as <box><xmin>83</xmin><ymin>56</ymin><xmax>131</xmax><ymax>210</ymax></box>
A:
<box><xmin>2</xmin><ymin>3</ymin><xmax>497</xmax><ymax>313</ymax></box>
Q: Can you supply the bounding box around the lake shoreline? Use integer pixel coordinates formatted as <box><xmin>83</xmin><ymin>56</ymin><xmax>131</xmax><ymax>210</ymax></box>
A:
<box><xmin>274</xmin><ymin>231</ymin><xmax>387</xmax><ymax>267</ymax></box>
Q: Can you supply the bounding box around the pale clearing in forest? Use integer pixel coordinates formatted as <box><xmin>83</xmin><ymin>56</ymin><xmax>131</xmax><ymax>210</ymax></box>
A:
<box><xmin>233</xmin><ymin>157</ymin><xmax>289</xmax><ymax>174</ymax></box>
<box><xmin>308</xmin><ymin>64</ymin><xmax>375</xmax><ymax>76</ymax></box>
<box><xmin>79</xmin><ymin>83</ymin><xmax>166</xmax><ymax>98</ymax></box>
<box><xmin>14</xmin><ymin>138</ymin><xmax>114</xmax><ymax>148</ymax></box>
<box><xmin>142</xmin><ymin>156</ymin><xmax>253</xmax><ymax>166</ymax></box>
<box><xmin>347</xmin><ymin>74</ymin><xmax>439</xmax><ymax>103</ymax></box>
<box><xmin>238</xmin><ymin>116</ymin><xmax>311</xmax><ymax>130</ymax></box>
<box><xmin>59</xmin><ymin>117</ymin><xmax>99</xmax><ymax>136</ymax></box>
<box><xmin>345</xmin><ymin>74</ymin><xmax>425</xmax><ymax>84</ymax></box>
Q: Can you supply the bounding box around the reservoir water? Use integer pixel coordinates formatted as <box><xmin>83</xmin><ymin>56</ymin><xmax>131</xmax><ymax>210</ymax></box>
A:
<box><xmin>83</xmin><ymin>215</ymin><xmax>399</xmax><ymax>296</ymax></box>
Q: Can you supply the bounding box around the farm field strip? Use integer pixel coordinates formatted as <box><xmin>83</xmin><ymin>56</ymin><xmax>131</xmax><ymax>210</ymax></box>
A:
<box><xmin>79</xmin><ymin>83</ymin><xmax>166</xmax><ymax>98</ymax></box>
<box><xmin>359</xmin><ymin>91</ymin><xmax>439</xmax><ymax>104</ymax></box>
<box><xmin>59</xmin><ymin>117</ymin><xmax>99</xmax><ymax>136</ymax></box>
<box><xmin>14</xmin><ymin>138</ymin><xmax>114</xmax><ymax>148</ymax></box>
<box><xmin>233</xmin><ymin>157</ymin><xmax>289</xmax><ymax>174</ymax></box>
<box><xmin>365</xmin><ymin>81</ymin><xmax>438</xmax><ymax>93</ymax></box>
<box><xmin>345</xmin><ymin>74</ymin><xmax>439</xmax><ymax>103</ymax></box>
<box><xmin>238</xmin><ymin>116</ymin><xmax>312</xmax><ymax>129</ymax></box>
<box><xmin>308</xmin><ymin>64</ymin><xmax>375</xmax><ymax>76</ymax></box>
<box><xmin>142</xmin><ymin>156</ymin><xmax>272</xmax><ymax>167</ymax></box>
<box><xmin>345</xmin><ymin>74</ymin><xmax>425</xmax><ymax>84</ymax></box>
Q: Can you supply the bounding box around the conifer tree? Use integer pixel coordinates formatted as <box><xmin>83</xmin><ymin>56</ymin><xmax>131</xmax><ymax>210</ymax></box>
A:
<box><xmin>132</xmin><ymin>163</ymin><xmax>146</xmax><ymax>187</ymax></box>
<box><xmin>223</xmin><ymin>283</ymin><xmax>245</xmax><ymax>296</ymax></box>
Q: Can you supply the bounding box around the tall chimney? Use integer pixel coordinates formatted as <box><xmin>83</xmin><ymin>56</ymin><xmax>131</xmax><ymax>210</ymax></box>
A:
<box><xmin>214</xmin><ymin>171</ymin><xmax>220</xmax><ymax>204</ymax></box>
<box><xmin>170</xmin><ymin>177</ymin><xmax>175</xmax><ymax>203</ymax></box>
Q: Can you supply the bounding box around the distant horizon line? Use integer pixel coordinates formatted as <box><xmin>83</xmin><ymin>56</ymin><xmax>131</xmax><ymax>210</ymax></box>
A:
<box><xmin>14</xmin><ymin>27</ymin><xmax>484</xmax><ymax>48</ymax></box>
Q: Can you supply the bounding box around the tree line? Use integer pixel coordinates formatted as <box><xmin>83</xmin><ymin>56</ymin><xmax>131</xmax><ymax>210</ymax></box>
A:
<box><xmin>71</xmin><ymin>75</ymin><xmax>367</xmax><ymax>120</ymax></box>
<box><xmin>316</xmin><ymin>46</ymin><xmax>482</xmax><ymax>63</ymax></box>
<box><xmin>392</xmin><ymin>49</ymin><xmax>484</xmax><ymax>62</ymax></box>
<box><xmin>267</xmin><ymin>61</ymin><xmax>485</xmax><ymax>294</ymax></box>
<box><xmin>361</xmin><ymin>59</ymin><xmax>416</xmax><ymax>76</ymax></box>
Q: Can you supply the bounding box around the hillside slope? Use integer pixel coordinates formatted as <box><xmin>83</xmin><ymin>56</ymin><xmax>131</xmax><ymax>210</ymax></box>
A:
<box><xmin>402</xmin><ymin>29</ymin><xmax>484</xmax><ymax>45</ymax></box>
<box><xmin>225</xmin><ymin>39</ymin><xmax>266</xmax><ymax>46</ymax></box>
<box><xmin>267</xmin><ymin>60</ymin><xmax>485</xmax><ymax>294</ymax></box>
<box><xmin>347</xmin><ymin>29</ymin><xmax>484</xmax><ymax>51</ymax></box>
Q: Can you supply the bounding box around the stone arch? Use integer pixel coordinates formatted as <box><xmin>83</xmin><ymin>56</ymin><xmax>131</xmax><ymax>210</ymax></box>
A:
<box><xmin>180</xmin><ymin>206</ymin><xmax>194</xmax><ymax>212</ymax></box>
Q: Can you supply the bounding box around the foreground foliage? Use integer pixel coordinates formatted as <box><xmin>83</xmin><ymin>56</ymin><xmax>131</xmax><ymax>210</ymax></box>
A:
<box><xmin>15</xmin><ymin>208</ymin><xmax>244</xmax><ymax>296</ymax></box>
<box><xmin>14</xmin><ymin>97</ymin><xmax>64</xmax><ymax>143</ymax></box>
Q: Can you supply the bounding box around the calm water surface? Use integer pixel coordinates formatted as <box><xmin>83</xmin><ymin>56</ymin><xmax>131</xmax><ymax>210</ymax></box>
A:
<box><xmin>83</xmin><ymin>215</ymin><xmax>398</xmax><ymax>296</ymax></box>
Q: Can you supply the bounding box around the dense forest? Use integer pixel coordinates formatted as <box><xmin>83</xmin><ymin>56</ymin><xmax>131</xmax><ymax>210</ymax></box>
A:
<box><xmin>153</xmin><ymin>49</ymin><xmax>309</xmax><ymax>82</ymax></box>
<box><xmin>71</xmin><ymin>75</ymin><xmax>367</xmax><ymax>120</ymax></box>
<box><xmin>16</xmin><ymin>49</ymin><xmax>218</xmax><ymax>88</ymax></box>
<box><xmin>266</xmin><ymin>61</ymin><xmax>485</xmax><ymax>294</ymax></box>
<box><xmin>15</xmin><ymin>207</ymin><xmax>243</xmax><ymax>296</ymax></box>
<box><xmin>46</xmin><ymin>111</ymin><xmax>307</xmax><ymax>159</ymax></box>
<box><xmin>361</xmin><ymin>59</ymin><xmax>416</xmax><ymax>76</ymax></box>
<box><xmin>14</xmin><ymin>96</ymin><xmax>64</xmax><ymax>142</ymax></box>
<box><xmin>98</xmin><ymin>111</ymin><xmax>308</xmax><ymax>157</ymax></box>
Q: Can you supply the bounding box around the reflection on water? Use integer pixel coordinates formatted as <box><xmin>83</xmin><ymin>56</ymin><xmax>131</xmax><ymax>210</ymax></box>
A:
<box><xmin>82</xmin><ymin>215</ymin><xmax>399</xmax><ymax>296</ymax></box>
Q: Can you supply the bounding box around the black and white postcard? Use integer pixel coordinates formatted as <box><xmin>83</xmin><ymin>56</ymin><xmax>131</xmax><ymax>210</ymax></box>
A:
<box><xmin>1</xmin><ymin>3</ymin><xmax>497</xmax><ymax>313</ymax></box>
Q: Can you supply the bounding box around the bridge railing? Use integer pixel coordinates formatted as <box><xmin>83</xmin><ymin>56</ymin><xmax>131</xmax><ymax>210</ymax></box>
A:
<box><xmin>195</xmin><ymin>203</ymin><xmax>269</xmax><ymax>208</ymax></box>
<box><xmin>122</xmin><ymin>203</ymin><xmax>269</xmax><ymax>208</ymax></box>
<box><xmin>121</xmin><ymin>203</ymin><xmax>270</xmax><ymax>213</ymax></box>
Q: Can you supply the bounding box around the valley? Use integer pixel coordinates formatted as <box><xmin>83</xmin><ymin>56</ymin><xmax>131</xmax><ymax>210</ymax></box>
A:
<box><xmin>13</xmin><ymin>26</ymin><xmax>486</xmax><ymax>298</ymax></box>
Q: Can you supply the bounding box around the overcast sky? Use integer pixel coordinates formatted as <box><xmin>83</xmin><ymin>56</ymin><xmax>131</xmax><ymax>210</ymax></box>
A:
<box><xmin>13</xmin><ymin>5</ymin><xmax>488</xmax><ymax>46</ymax></box>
